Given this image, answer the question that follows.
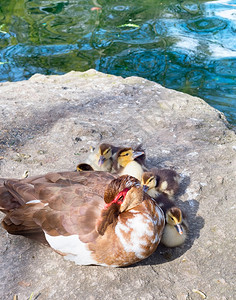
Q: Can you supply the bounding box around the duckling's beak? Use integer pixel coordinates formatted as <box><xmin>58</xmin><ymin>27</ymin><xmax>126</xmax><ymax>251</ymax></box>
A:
<box><xmin>175</xmin><ymin>224</ymin><xmax>183</xmax><ymax>235</ymax></box>
<box><xmin>132</xmin><ymin>151</ymin><xmax>144</xmax><ymax>159</ymax></box>
<box><xmin>98</xmin><ymin>155</ymin><xmax>106</xmax><ymax>166</ymax></box>
<box><xmin>142</xmin><ymin>185</ymin><xmax>149</xmax><ymax>193</ymax></box>
<box><xmin>76</xmin><ymin>164</ymin><xmax>82</xmax><ymax>172</ymax></box>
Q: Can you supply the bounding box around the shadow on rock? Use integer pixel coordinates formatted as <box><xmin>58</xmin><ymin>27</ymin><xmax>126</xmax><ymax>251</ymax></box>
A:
<box><xmin>0</xmin><ymin>101</ymin><xmax>87</xmax><ymax>155</ymax></box>
<box><xmin>134</xmin><ymin>199</ymin><xmax>204</xmax><ymax>267</ymax></box>
<box><xmin>178</xmin><ymin>174</ymin><xmax>191</xmax><ymax>197</ymax></box>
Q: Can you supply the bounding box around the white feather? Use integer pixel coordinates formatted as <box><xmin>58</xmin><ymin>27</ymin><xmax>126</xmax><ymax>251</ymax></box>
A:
<box><xmin>115</xmin><ymin>210</ymin><xmax>161</xmax><ymax>259</ymax></box>
<box><xmin>44</xmin><ymin>233</ymin><xmax>98</xmax><ymax>266</ymax></box>
<box><xmin>26</xmin><ymin>200</ymin><xmax>41</xmax><ymax>204</ymax></box>
<box><xmin>120</xmin><ymin>161</ymin><xmax>144</xmax><ymax>181</ymax></box>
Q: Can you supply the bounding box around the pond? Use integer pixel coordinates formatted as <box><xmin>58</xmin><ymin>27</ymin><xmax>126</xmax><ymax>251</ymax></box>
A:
<box><xmin>0</xmin><ymin>0</ymin><xmax>236</xmax><ymax>125</ymax></box>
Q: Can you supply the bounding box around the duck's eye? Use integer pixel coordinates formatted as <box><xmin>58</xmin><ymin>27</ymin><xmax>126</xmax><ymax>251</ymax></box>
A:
<box><xmin>117</xmin><ymin>196</ymin><xmax>124</xmax><ymax>204</ymax></box>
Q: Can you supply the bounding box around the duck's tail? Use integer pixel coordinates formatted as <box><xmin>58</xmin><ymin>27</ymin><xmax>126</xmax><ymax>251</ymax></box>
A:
<box><xmin>0</xmin><ymin>178</ymin><xmax>23</xmax><ymax>213</ymax></box>
<box><xmin>0</xmin><ymin>178</ymin><xmax>48</xmax><ymax>244</ymax></box>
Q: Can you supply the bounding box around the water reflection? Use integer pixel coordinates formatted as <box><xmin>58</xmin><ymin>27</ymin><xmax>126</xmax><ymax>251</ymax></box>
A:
<box><xmin>0</xmin><ymin>0</ymin><xmax>235</xmax><ymax>124</ymax></box>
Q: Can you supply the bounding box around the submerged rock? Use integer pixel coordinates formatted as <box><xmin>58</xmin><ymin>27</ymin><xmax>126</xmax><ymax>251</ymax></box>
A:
<box><xmin>0</xmin><ymin>70</ymin><xmax>235</xmax><ymax>299</ymax></box>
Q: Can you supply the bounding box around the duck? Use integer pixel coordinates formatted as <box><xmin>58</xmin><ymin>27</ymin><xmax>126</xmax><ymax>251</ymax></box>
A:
<box><xmin>141</xmin><ymin>168</ymin><xmax>180</xmax><ymax>199</ymax></box>
<box><xmin>84</xmin><ymin>143</ymin><xmax>120</xmax><ymax>172</ymax></box>
<box><xmin>150</xmin><ymin>193</ymin><xmax>188</xmax><ymax>247</ymax></box>
<box><xmin>113</xmin><ymin>147</ymin><xmax>146</xmax><ymax>181</ymax></box>
<box><xmin>0</xmin><ymin>171</ymin><xmax>165</xmax><ymax>267</ymax></box>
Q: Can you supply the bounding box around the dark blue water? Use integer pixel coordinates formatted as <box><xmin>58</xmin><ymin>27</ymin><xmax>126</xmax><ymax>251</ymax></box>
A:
<box><xmin>0</xmin><ymin>0</ymin><xmax>236</xmax><ymax>125</ymax></box>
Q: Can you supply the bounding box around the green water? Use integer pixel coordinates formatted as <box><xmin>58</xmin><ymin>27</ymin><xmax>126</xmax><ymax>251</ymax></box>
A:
<box><xmin>0</xmin><ymin>0</ymin><xmax>236</xmax><ymax>125</ymax></box>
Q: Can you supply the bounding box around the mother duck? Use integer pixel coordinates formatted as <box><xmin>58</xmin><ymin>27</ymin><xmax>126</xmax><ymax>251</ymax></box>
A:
<box><xmin>0</xmin><ymin>171</ymin><xmax>165</xmax><ymax>267</ymax></box>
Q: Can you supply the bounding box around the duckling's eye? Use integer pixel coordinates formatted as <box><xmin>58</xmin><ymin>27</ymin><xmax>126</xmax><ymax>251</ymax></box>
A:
<box><xmin>103</xmin><ymin>148</ymin><xmax>111</xmax><ymax>155</ymax></box>
<box><xmin>121</xmin><ymin>152</ymin><xmax>129</xmax><ymax>157</ymax></box>
<box><xmin>147</xmin><ymin>177</ymin><xmax>154</xmax><ymax>183</ymax></box>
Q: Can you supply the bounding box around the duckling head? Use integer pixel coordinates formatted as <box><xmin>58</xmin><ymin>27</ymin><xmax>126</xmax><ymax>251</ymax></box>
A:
<box><xmin>76</xmin><ymin>163</ymin><xmax>94</xmax><ymax>172</ymax></box>
<box><xmin>97</xmin><ymin>143</ymin><xmax>112</xmax><ymax>166</ymax></box>
<box><xmin>166</xmin><ymin>207</ymin><xmax>183</xmax><ymax>235</ymax></box>
<box><xmin>117</xmin><ymin>148</ymin><xmax>144</xmax><ymax>168</ymax></box>
<box><xmin>141</xmin><ymin>172</ymin><xmax>157</xmax><ymax>193</ymax></box>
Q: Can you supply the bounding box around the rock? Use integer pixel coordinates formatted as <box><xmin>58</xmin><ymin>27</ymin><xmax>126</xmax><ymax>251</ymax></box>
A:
<box><xmin>0</xmin><ymin>69</ymin><xmax>235</xmax><ymax>299</ymax></box>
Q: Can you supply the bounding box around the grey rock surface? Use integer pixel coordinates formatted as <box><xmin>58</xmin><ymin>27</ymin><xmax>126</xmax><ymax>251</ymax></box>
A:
<box><xmin>0</xmin><ymin>69</ymin><xmax>235</xmax><ymax>300</ymax></box>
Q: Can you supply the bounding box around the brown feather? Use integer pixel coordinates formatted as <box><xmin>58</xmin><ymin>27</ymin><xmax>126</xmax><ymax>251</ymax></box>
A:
<box><xmin>4</xmin><ymin>180</ymin><xmax>35</xmax><ymax>205</ymax></box>
<box><xmin>0</xmin><ymin>171</ymin><xmax>116</xmax><ymax>243</ymax></box>
<box><xmin>0</xmin><ymin>171</ymin><xmax>165</xmax><ymax>266</ymax></box>
<box><xmin>0</xmin><ymin>184</ymin><xmax>21</xmax><ymax>212</ymax></box>
<box><xmin>96</xmin><ymin>203</ymin><xmax>120</xmax><ymax>235</ymax></box>
<box><xmin>104</xmin><ymin>175</ymin><xmax>140</xmax><ymax>203</ymax></box>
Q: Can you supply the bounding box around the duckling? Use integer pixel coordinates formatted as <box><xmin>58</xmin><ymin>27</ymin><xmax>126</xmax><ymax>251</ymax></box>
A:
<box><xmin>113</xmin><ymin>147</ymin><xmax>145</xmax><ymax>181</ymax></box>
<box><xmin>141</xmin><ymin>168</ymin><xmax>180</xmax><ymax>199</ymax></box>
<box><xmin>85</xmin><ymin>143</ymin><xmax>120</xmax><ymax>172</ymax></box>
<box><xmin>152</xmin><ymin>193</ymin><xmax>188</xmax><ymax>247</ymax></box>
<box><xmin>76</xmin><ymin>163</ymin><xmax>94</xmax><ymax>172</ymax></box>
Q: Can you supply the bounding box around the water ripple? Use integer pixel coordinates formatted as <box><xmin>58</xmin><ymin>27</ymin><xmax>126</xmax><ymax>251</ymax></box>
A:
<box><xmin>0</xmin><ymin>0</ymin><xmax>235</xmax><ymax>125</ymax></box>
<box><xmin>187</xmin><ymin>17</ymin><xmax>228</xmax><ymax>33</ymax></box>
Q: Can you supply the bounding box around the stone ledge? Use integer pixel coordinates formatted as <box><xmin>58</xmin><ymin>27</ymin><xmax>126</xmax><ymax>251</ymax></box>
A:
<box><xmin>0</xmin><ymin>70</ymin><xmax>235</xmax><ymax>300</ymax></box>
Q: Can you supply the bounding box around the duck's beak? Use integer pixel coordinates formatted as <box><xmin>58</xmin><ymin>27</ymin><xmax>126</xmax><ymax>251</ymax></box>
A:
<box><xmin>142</xmin><ymin>185</ymin><xmax>149</xmax><ymax>193</ymax></box>
<box><xmin>132</xmin><ymin>150</ymin><xmax>144</xmax><ymax>159</ymax></box>
<box><xmin>98</xmin><ymin>155</ymin><xmax>106</xmax><ymax>166</ymax></box>
<box><xmin>175</xmin><ymin>224</ymin><xmax>183</xmax><ymax>235</ymax></box>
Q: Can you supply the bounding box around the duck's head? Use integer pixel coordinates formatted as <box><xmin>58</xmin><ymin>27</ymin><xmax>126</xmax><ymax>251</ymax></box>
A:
<box><xmin>105</xmin><ymin>184</ymin><xmax>144</xmax><ymax>213</ymax></box>
<box><xmin>141</xmin><ymin>172</ymin><xmax>158</xmax><ymax>193</ymax></box>
<box><xmin>166</xmin><ymin>207</ymin><xmax>183</xmax><ymax>235</ymax></box>
<box><xmin>117</xmin><ymin>148</ymin><xmax>144</xmax><ymax>168</ymax></box>
<box><xmin>97</xmin><ymin>175</ymin><xmax>143</xmax><ymax>235</ymax></box>
<box><xmin>104</xmin><ymin>175</ymin><xmax>141</xmax><ymax>204</ymax></box>
<box><xmin>97</xmin><ymin>143</ymin><xmax>112</xmax><ymax>166</ymax></box>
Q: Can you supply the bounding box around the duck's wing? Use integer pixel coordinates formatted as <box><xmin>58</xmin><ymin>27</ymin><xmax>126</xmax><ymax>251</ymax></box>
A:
<box><xmin>1</xmin><ymin>171</ymin><xmax>116</xmax><ymax>244</ymax></box>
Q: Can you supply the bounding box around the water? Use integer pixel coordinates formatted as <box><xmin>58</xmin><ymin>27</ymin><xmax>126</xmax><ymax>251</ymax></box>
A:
<box><xmin>0</xmin><ymin>0</ymin><xmax>236</xmax><ymax>125</ymax></box>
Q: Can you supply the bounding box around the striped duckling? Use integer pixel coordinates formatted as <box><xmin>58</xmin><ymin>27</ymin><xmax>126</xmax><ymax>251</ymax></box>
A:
<box><xmin>113</xmin><ymin>146</ymin><xmax>146</xmax><ymax>181</ymax></box>
<box><xmin>142</xmin><ymin>170</ymin><xmax>187</xmax><ymax>247</ymax></box>
<box><xmin>141</xmin><ymin>168</ymin><xmax>180</xmax><ymax>199</ymax></box>
<box><xmin>79</xmin><ymin>143</ymin><xmax>120</xmax><ymax>172</ymax></box>
<box><xmin>155</xmin><ymin>193</ymin><xmax>188</xmax><ymax>247</ymax></box>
